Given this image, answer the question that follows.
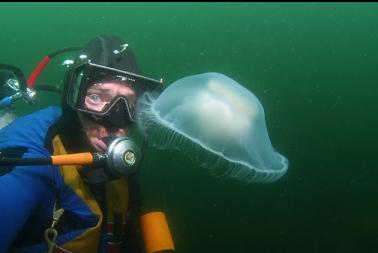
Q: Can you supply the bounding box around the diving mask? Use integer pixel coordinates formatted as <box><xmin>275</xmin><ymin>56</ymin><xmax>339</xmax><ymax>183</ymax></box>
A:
<box><xmin>67</xmin><ymin>61</ymin><xmax>163</xmax><ymax>125</ymax></box>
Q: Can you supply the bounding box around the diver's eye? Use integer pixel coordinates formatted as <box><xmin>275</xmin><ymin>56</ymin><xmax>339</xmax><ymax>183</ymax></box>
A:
<box><xmin>88</xmin><ymin>94</ymin><xmax>101</xmax><ymax>103</ymax></box>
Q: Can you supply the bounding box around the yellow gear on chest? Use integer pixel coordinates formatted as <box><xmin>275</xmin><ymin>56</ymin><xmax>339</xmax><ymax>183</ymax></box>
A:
<box><xmin>51</xmin><ymin>135</ymin><xmax>129</xmax><ymax>253</ymax></box>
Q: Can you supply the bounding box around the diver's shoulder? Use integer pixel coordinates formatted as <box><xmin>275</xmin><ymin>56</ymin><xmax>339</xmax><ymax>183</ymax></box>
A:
<box><xmin>16</xmin><ymin>106</ymin><xmax>61</xmax><ymax>125</ymax></box>
<box><xmin>29</xmin><ymin>106</ymin><xmax>62</xmax><ymax>119</ymax></box>
<box><xmin>0</xmin><ymin>106</ymin><xmax>62</xmax><ymax>148</ymax></box>
<box><xmin>18</xmin><ymin>106</ymin><xmax>62</xmax><ymax>131</ymax></box>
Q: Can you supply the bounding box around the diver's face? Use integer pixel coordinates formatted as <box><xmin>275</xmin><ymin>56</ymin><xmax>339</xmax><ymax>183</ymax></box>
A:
<box><xmin>79</xmin><ymin>81</ymin><xmax>137</xmax><ymax>152</ymax></box>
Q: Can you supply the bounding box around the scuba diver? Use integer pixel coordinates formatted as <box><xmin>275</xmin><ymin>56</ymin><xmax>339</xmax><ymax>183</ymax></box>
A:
<box><xmin>0</xmin><ymin>35</ymin><xmax>172</xmax><ymax>253</ymax></box>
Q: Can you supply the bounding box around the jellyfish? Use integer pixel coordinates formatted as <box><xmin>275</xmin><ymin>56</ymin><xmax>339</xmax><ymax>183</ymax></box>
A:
<box><xmin>137</xmin><ymin>72</ymin><xmax>288</xmax><ymax>183</ymax></box>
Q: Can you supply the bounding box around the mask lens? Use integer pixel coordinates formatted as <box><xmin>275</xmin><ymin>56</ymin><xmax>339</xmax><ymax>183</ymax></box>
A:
<box><xmin>83</xmin><ymin>80</ymin><xmax>136</xmax><ymax>114</ymax></box>
<box><xmin>69</xmin><ymin>62</ymin><xmax>163</xmax><ymax>124</ymax></box>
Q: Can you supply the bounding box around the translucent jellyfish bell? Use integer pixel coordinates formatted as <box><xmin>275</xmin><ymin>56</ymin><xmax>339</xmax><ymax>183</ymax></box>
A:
<box><xmin>137</xmin><ymin>72</ymin><xmax>288</xmax><ymax>183</ymax></box>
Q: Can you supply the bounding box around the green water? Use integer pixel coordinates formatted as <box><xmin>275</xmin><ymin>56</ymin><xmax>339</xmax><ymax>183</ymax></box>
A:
<box><xmin>1</xmin><ymin>2</ymin><xmax>378</xmax><ymax>252</ymax></box>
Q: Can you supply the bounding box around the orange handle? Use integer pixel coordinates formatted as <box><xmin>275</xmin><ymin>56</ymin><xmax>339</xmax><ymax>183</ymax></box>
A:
<box><xmin>141</xmin><ymin>212</ymin><xmax>175</xmax><ymax>253</ymax></box>
<box><xmin>51</xmin><ymin>152</ymin><xmax>93</xmax><ymax>165</ymax></box>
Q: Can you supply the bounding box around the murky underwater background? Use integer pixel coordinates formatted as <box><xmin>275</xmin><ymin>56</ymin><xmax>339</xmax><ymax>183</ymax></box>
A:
<box><xmin>1</xmin><ymin>2</ymin><xmax>378</xmax><ymax>252</ymax></box>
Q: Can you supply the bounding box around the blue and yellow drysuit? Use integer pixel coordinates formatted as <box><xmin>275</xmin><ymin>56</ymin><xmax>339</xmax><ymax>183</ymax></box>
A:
<box><xmin>0</xmin><ymin>106</ymin><xmax>133</xmax><ymax>253</ymax></box>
